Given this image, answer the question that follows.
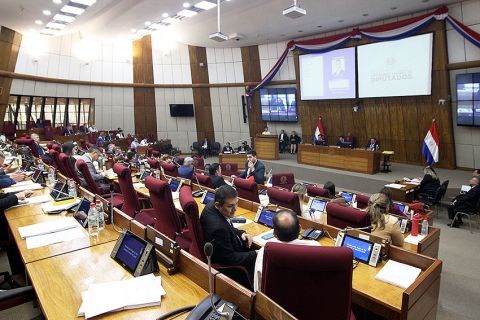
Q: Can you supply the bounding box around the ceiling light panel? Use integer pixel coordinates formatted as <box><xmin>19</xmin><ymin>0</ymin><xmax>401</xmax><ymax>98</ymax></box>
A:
<box><xmin>61</xmin><ymin>5</ymin><xmax>85</xmax><ymax>15</ymax></box>
<box><xmin>162</xmin><ymin>17</ymin><xmax>180</xmax><ymax>24</ymax></box>
<box><xmin>46</xmin><ymin>22</ymin><xmax>67</xmax><ymax>29</ymax></box>
<box><xmin>42</xmin><ymin>29</ymin><xmax>59</xmax><ymax>35</ymax></box>
<box><xmin>178</xmin><ymin>9</ymin><xmax>198</xmax><ymax>17</ymax></box>
<box><xmin>53</xmin><ymin>14</ymin><xmax>76</xmax><ymax>22</ymax></box>
<box><xmin>194</xmin><ymin>1</ymin><xmax>217</xmax><ymax>10</ymax></box>
<box><xmin>149</xmin><ymin>23</ymin><xmax>162</xmax><ymax>30</ymax></box>
<box><xmin>70</xmin><ymin>0</ymin><xmax>96</xmax><ymax>5</ymax></box>
<box><xmin>43</xmin><ymin>10</ymin><xmax>52</xmax><ymax>15</ymax></box>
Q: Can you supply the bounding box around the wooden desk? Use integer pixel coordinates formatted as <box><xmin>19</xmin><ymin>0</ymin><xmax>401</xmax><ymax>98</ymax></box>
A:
<box><xmin>4</xmin><ymin>188</ymin><xmax>51</xmax><ymax>221</ymax></box>
<box><xmin>297</xmin><ymin>144</ymin><xmax>382</xmax><ymax>174</ymax></box>
<box><xmin>26</xmin><ymin>242</ymin><xmax>208</xmax><ymax>320</ymax></box>
<box><xmin>387</xmin><ymin>182</ymin><xmax>419</xmax><ymax>203</ymax></box>
<box><xmin>254</xmin><ymin>134</ymin><xmax>279</xmax><ymax>160</ymax></box>
<box><xmin>219</xmin><ymin>153</ymin><xmax>247</xmax><ymax>170</ymax></box>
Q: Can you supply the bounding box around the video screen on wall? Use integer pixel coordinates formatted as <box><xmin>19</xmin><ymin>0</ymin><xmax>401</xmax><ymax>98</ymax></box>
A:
<box><xmin>260</xmin><ymin>88</ymin><xmax>298</xmax><ymax>122</ymax></box>
<box><xmin>456</xmin><ymin>73</ymin><xmax>480</xmax><ymax>126</ymax></box>
<box><xmin>299</xmin><ymin>47</ymin><xmax>356</xmax><ymax>100</ymax></box>
<box><xmin>357</xmin><ymin>33</ymin><xmax>433</xmax><ymax>98</ymax></box>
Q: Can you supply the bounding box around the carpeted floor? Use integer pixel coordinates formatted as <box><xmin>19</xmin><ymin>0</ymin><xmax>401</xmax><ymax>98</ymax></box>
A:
<box><xmin>0</xmin><ymin>154</ymin><xmax>478</xmax><ymax>319</ymax></box>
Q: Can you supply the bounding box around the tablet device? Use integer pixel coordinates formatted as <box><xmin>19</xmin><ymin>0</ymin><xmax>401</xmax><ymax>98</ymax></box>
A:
<box><xmin>339</xmin><ymin>192</ymin><xmax>355</xmax><ymax>203</ymax></box>
<box><xmin>201</xmin><ymin>191</ymin><xmax>215</xmax><ymax>205</ymax></box>
<box><xmin>139</xmin><ymin>169</ymin><xmax>152</xmax><ymax>181</ymax></box>
<box><xmin>341</xmin><ymin>234</ymin><xmax>374</xmax><ymax>265</ymax></box>
<box><xmin>255</xmin><ymin>209</ymin><xmax>276</xmax><ymax>228</ymax></box>
<box><xmin>309</xmin><ymin>198</ymin><xmax>327</xmax><ymax>213</ymax></box>
<box><xmin>111</xmin><ymin>231</ymin><xmax>150</xmax><ymax>275</ymax></box>
<box><xmin>31</xmin><ymin>168</ymin><xmax>43</xmax><ymax>183</ymax></box>
<box><xmin>73</xmin><ymin>198</ymin><xmax>92</xmax><ymax>227</ymax></box>
<box><xmin>168</xmin><ymin>179</ymin><xmax>182</xmax><ymax>192</ymax></box>
<box><xmin>50</xmin><ymin>181</ymin><xmax>72</xmax><ymax>201</ymax></box>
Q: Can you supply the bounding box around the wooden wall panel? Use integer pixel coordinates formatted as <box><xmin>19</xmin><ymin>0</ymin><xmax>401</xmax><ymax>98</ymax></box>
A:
<box><xmin>188</xmin><ymin>45</ymin><xmax>215</xmax><ymax>143</ymax></box>
<box><xmin>132</xmin><ymin>35</ymin><xmax>157</xmax><ymax>136</ymax></box>
<box><xmin>295</xmin><ymin>21</ymin><xmax>455</xmax><ymax>168</ymax></box>
<box><xmin>241</xmin><ymin>46</ymin><xmax>266</xmax><ymax>145</ymax></box>
<box><xmin>0</xmin><ymin>27</ymin><xmax>22</xmax><ymax>132</ymax></box>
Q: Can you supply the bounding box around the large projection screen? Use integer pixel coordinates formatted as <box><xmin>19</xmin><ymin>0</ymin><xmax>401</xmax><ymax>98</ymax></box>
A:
<box><xmin>358</xmin><ymin>33</ymin><xmax>433</xmax><ymax>98</ymax></box>
<box><xmin>299</xmin><ymin>47</ymin><xmax>356</xmax><ymax>100</ymax></box>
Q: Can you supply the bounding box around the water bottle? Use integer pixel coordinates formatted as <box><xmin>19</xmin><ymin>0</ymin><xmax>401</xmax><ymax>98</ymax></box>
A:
<box><xmin>38</xmin><ymin>159</ymin><xmax>45</xmax><ymax>171</ymax></box>
<box><xmin>140</xmin><ymin>163</ymin><xmax>145</xmax><ymax>175</ymax></box>
<box><xmin>68</xmin><ymin>179</ymin><xmax>77</xmax><ymax>198</ymax></box>
<box><xmin>411</xmin><ymin>213</ymin><xmax>420</xmax><ymax>236</ymax></box>
<box><xmin>47</xmin><ymin>167</ymin><xmax>55</xmax><ymax>185</ymax></box>
<box><xmin>95</xmin><ymin>200</ymin><xmax>105</xmax><ymax>231</ymax></box>
<box><xmin>155</xmin><ymin>169</ymin><xmax>161</xmax><ymax>180</ymax></box>
<box><xmin>87</xmin><ymin>203</ymin><xmax>99</xmax><ymax>236</ymax></box>
<box><xmin>421</xmin><ymin>218</ymin><xmax>429</xmax><ymax>236</ymax></box>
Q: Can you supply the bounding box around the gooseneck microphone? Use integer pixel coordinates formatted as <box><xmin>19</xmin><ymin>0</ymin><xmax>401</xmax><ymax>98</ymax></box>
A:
<box><xmin>204</xmin><ymin>242</ymin><xmax>230</xmax><ymax>319</ymax></box>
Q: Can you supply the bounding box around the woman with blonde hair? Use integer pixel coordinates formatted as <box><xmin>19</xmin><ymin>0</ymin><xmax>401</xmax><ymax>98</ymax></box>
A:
<box><xmin>367</xmin><ymin>193</ymin><xmax>404</xmax><ymax>246</ymax></box>
<box><xmin>419</xmin><ymin>166</ymin><xmax>440</xmax><ymax>199</ymax></box>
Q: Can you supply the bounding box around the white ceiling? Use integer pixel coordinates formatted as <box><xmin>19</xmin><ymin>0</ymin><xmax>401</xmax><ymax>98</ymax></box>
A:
<box><xmin>0</xmin><ymin>0</ymin><xmax>456</xmax><ymax>46</ymax></box>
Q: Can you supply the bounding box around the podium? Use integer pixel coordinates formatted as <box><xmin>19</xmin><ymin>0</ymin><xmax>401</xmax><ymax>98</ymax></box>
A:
<box><xmin>254</xmin><ymin>134</ymin><xmax>279</xmax><ymax>160</ymax></box>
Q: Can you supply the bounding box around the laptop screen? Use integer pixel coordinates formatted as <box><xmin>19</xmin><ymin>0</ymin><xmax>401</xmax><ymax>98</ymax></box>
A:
<box><xmin>310</xmin><ymin>199</ymin><xmax>327</xmax><ymax>212</ymax></box>
<box><xmin>202</xmin><ymin>191</ymin><xmax>215</xmax><ymax>205</ymax></box>
<box><xmin>258</xmin><ymin>210</ymin><xmax>276</xmax><ymax>228</ymax></box>
<box><xmin>340</xmin><ymin>192</ymin><xmax>354</xmax><ymax>203</ymax></box>
<box><xmin>341</xmin><ymin>234</ymin><xmax>373</xmax><ymax>264</ymax></box>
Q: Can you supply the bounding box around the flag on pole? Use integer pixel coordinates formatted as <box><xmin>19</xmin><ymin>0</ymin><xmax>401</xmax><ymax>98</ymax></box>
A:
<box><xmin>314</xmin><ymin>117</ymin><xmax>325</xmax><ymax>144</ymax></box>
<box><xmin>422</xmin><ymin>119</ymin><xmax>439</xmax><ymax>165</ymax></box>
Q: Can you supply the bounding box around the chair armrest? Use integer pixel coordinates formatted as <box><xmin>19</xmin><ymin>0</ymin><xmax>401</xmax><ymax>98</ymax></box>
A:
<box><xmin>0</xmin><ymin>286</ymin><xmax>35</xmax><ymax>312</ymax></box>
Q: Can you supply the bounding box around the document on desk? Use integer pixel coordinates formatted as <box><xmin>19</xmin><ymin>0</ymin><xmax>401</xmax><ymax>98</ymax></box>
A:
<box><xmin>41</xmin><ymin>199</ymin><xmax>80</xmax><ymax>213</ymax></box>
<box><xmin>18</xmin><ymin>217</ymin><xmax>79</xmax><ymax>239</ymax></box>
<box><xmin>14</xmin><ymin>195</ymin><xmax>51</xmax><ymax>207</ymax></box>
<box><xmin>384</xmin><ymin>183</ymin><xmax>405</xmax><ymax>190</ymax></box>
<box><xmin>3</xmin><ymin>183</ymin><xmax>43</xmax><ymax>193</ymax></box>
<box><xmin>133</xmin><ymin>182</ymin><xmax>145</xmax><ymax>189</ymax></box>
<box><xmin>12</xmin><ymin>180</ymin><xmax>35</xmax><ymax>187</ymax></box>
<box><xmin>78</xmin><ymin>274</ymin><xmax>166</xmax><ymax>319</ymax></box>
<box><xmin>375</xmin><ymin>260</ymin><xmax>421</xmax><ymax>289</ymax></box>
<box><xmin>26</xmin><ymin>226</ymin><xmax>85</xmax><ymax>249</ymax></box>
<box><xmin>404</xmin><ymin>234</ymin><xmax>426</xmax><ymax>245</ymax></box>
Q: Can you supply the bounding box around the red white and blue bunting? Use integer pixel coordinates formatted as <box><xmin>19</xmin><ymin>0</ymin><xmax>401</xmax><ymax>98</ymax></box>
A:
<box><xmin>246</xmin><ymin>5</ymin><xmax>480</xmax><ymax>103</ymax></box>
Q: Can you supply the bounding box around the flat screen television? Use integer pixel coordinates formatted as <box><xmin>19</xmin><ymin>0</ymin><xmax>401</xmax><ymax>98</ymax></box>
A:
<box><xmin>456</xmin><ymin>73</ymin><xmax>480</xmax><ymax>126</ymax></box>
<box><xmin>169</xmin><ymin>104</ymin><xmax>194</xmax><ymax>117</ymax></box>
<box><xmin>260</xmin><ymin>88</ymin><xmax>298</xmax><ymax>122</ymax></box>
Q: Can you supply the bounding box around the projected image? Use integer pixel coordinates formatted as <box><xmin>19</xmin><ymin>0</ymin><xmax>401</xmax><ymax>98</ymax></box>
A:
<box><xmin>260</xmin><ymin>88</ymin><xmax>298</xmax><ymax>122</ymax></box>
<box><xmin>457</xmin><ymin>101</ymin><xmax>474</xmax><ymax>126</ymax></box>
<box><xmin>358</xmin><ymin>33</ymin><xmax>433</xmax><ymax>98</ymax></box>
<box><xmin>456</xmin><ymin>74</ymin><xmax>479</xmax><ymax>101</ymax></box>
<box><xmin>456</xmin><ymin>73</ymin><xmax>480</xmax><ymax>126</ymax></box>
<box><xmin>299</xmin><ymin>47</ymin><xmax>356</xmax><ymax>100</ymax></box>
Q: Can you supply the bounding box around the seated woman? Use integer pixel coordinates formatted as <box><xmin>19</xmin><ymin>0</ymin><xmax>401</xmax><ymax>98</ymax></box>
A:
<box><xmin>323</xmin><ymin>181</ymin><xmax>337</xmax><ymax>199</ymax></box>
<box><xmin>419</xmin><ymin>166</ymin><xmax>440</xmax><ymax>199</ymax></box>
<box><xmin>366</xmin><ymin>193</ymin><xmax>404</xmax><ymax>246</ymax></box>
<box><xmin>291</xmin><ymin>183</ymin><xmax>321</xmax><ymax>222</ymax></box>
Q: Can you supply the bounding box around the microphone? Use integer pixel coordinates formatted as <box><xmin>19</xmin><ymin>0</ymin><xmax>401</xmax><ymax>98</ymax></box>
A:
<box><xmin>204</xmin><ymin>242</ymin><xmax>230</xmax><ymax>319</ymax></box>
<box><xmin>345</xmin><ymin>225</ymin><xmax>373</xmax><ymax>232</ymax></box>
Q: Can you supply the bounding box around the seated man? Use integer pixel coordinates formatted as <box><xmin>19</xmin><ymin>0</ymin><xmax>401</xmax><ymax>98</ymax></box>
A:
<box><xmin>336</xmin><ymin>136</ymin><xmax>349</xmax><ymax>148</ymax></box>
<box><xmin>75</xmin><ymin>147</ymin><xmax>105</xmax><ymax>187</ymax></box>
<box><xmin>366</xmin><ymin>138</ymin><xmax>380</xmax><ymax>151</ymax></box>
<box><xmin>222</xmin><ymin>142</ymin><xmax>234</xmax><ymax>154</ymax></box>
<box><xmin>115</xmin><ymin>129</ymin><xmax>125</xmax><ymax>139</ymax></box>
<box><xmin>130</xmin><ymin>138</ymin><xmax>140</xmax><ymax>150</ymax></box>
<box><xmin>254</xmin><ymin>210</ymin><xmax>320</xmax><ymax>291</ymax></box>
<box><xmin>208</xmin><ymin>163</ymin><xmax>227</xmax><ymax>188</ymax></box>
<box><xmin>105</xmin><ymin>143</ymin><xmax>116</xmax><ymax>155</ymax></box>
<box><xmin>0</xmin><ymin>152</ymin><xmax>26</xmax><ymax>188</ymax></box>
<box><xmin>278</xmin><ymin>130</ymin><xmax>288</xmax><ymax>153</ymax></box>
<box><xmin>239</xmin><ymin>150</ymin><xmax>265</xmax><ymax>184</ymax></box>
<box><xmin>314</xmin><ymin>134</ymin><xmax>327</xmax><ymax>146</ymax></box>
<box><xmin>178</xmin><ymin>157</ymin><xmax>195</xmax><ymax>180</ymax></box>
<box><xmin>448</xmin><ymin>175</ymin><xmax>480</xmax><ymax>227</ymax></box>
<box><xmin>237</xmin><ymin>141</ymin><xmax>251</xmax><ymax>153</ymax></box>
<box><xmin>344</xmin><ymin>132</ymin><xmax>354</xmax><ymax>144</ymax></box>
<box><xmin>200</xmin><ymin>138</ymin><xmax>210</xmax><ymax>158</ymax></box>
<box><xmin>31</xmin><ymin>133</ymin><xmax>52</xmax><ymax>163</ymax></box>
<box><xmin>200</xmin><ymin>185</ymin><xmax>256</xmax><ymax>286</ymax></box>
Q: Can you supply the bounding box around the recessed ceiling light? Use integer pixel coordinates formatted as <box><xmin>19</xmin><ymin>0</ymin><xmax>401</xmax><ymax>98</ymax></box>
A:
<box><xmin>53</xmin><ymin>0</ymin><xmax>62</xmax><ymax>4</ymax></box>
<box><xmin>183</xmin><ymin>2</ymin><xmax>191</xmax><ymax>8</ymax></box>
<box><xmin>144</xmin><ymin>21</ymin><xmax>151</xmax><ymax>26</ymax></box>
<box><xmin>338</xmin><ymin>19</ymin><xmax>344</xmax><ymax>23</ymax></box>
<box><xmin>71</xmin><ymin>0</ymin><xmax>97</xmax><ymax>5</ymax></box>
<box><xmin>149</xmin><ymin>23</ymin><xmax>162</xmax><ymax>30</ymax></box>
<box><xmin>297</xmin><ymin>30</ymin><xmax>303</xmax><ymax>33</ymax></box>
<box><xmin>35</xmin><ymin>20</ymin><xmax>43</xmax><ymax>25</ymax></box>
<box><xmin>43</xmin><ymin>10</ymin><xmax>52</xmax><ymax>16</ymax></box>
<box><xmin>422</xmin><ymin>0</ymin><xmax>430</xmax><ymax>2</ymax></box>
<box><xmin>162</xmin><ymin>12</ymin><xmax>169</xmax><ymax>18</ymax></box>
<box><xmin>178</xmin><ymin>9</ymin><xmax>198</xmax><ymax>17</ymax></box>
<box><xmin>390</xmin><ymin>7</ymin><xmax>397</xmax><ymax>10</ymax></box>
<box><xmin>46</xmin><ymin>22</ymin><xmax>66</xmax><ymax>30</ymax></box>
<box><xmin>363</xmin><ymin>13</ymin><xmax>369</xmax><ymax>17</ymax></box>
<box><xmin>194</xmin><ymin>1</ymin><xmax>217</xmax><ymax>10</ymax></box>
<box><xmin>162</xmin><ymin>17</ymin><xmax>180</xmax><ymax>24</ymax></box>
<box><xmin>53</xmin><ymin>14</ymin><xmax>75</xmax><ymax>22</ymax></box>
<box><xmin>61</xmin><ymin>5</ymin><xmax>85</xmax><ymax>15</ymax></box>
<box><xmin>317</xmin><ymin>25</ymin><xmax>322</xmax><ymax>28</ymax></box>
<box><xmin>130</xmin><ymin>28</ymin><xmax>136</xmax><ymax>32</ymax></box>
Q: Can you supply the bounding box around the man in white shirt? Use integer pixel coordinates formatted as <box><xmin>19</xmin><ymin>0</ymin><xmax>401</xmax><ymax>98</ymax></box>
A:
<box><xmin>88</xmin><ymin>125</ymin><xmax>98</xmax><ymax>133</ymax></box>
<box><xmin>254</xmin><ymin>210</ymin><xmax>320</xmax><ymax>291</ymax></box>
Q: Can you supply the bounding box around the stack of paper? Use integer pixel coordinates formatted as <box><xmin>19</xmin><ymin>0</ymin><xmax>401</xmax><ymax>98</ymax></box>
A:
<box><xmin>26</xmin><ymin>227</ymin><xmax>86</xmax><ymax>249</ymax></box>
<box><xmin>78</xmin><ymin>274</ymin><xmax>166</xmax><ymax>319</ymax></box>
<box><xmin>13</xmin><ymin>180</ymin><xmax>35</xmax><ymax>187</ymax></box>
<box><xmin>15</xmin><ymin>195</ymin><xmax>51</xmax><ymax>207</ymax></box>
<box><xmin>375</xmin><ymin>260</ymin><xmax>422</xmax><ymax>289</ymax></box>
<box><xmin>384</xmin><ymin>183</ymin><xmax>404</xmax><ymax>190</ymax></box>
<box><xmin>19</xmin><ymin>217</ymin><xmax>79</xmax><ymax>239</ymax></box>
<box><xmin>41</xmin><ymin>199</ymin><xmax>80</xmax><ymax>213</ymax></box>
<box><xmin>3</xmin><ymin>183</ymin><xmax>43</xmax><ymax>193</ymax></box>
<box><xmin>404</xmin><ymin>234</ymin><xmax>426</xmax><ymax>245</ymax></box>
<box><xmin>133</xmin><ymin>182</ymin><xmax>145</xmax><ymax>189</ymax></box>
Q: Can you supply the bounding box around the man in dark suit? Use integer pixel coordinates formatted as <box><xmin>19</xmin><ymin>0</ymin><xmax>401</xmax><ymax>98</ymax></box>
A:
<box><xmin>239</xmin><ymin>150</ymin><xmax>265</xmax><ymax>184</ymax></box>
<box><xmin>200</xmin><ymin>185</ymin><xmax>257</xmax><ymax>287</ymax></box>
<box><xmin>208</xmin><ymin>163</ymin><xmax>227</xmax><ymax>188</ymax></box>
<box><xmin>448</xmin><ymin>176</ymin><xmax>480</xmax><ymax>227</ymax></box>
<box><xmin>366</xmin><ymin>138</ymin><xmax>380</xmax><ymax>151</ymax></box>
<box><xmin>278</xmin><ymin>130</ymin><xmax>288</xmax><ymax>153</ymax></box>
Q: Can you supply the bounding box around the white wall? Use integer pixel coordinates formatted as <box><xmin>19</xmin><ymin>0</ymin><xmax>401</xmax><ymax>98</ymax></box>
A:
<box><xmin>446</xmin><ymin>0</ymin><xmax>480</xmax><ymax>168</ymax></box>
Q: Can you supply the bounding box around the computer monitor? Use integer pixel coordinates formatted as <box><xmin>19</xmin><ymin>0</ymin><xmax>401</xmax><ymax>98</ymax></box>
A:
<box><xmin>341</xmin><ymin>234</ymin><xmax>374</xmax><ymax>265</ymax></box>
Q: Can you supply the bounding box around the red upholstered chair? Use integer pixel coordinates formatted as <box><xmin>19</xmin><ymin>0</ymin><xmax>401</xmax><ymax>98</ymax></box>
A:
<box><xmin>2</xmin><ymin>121</ymin><xmax>15</xmax><ymax>141</ymax></box>
<box><xmin>326</xmin><ymin>202</ymin><xmax>370</xmax><ymax>230</ymax></box>
<box><xmin>146</xmin><ymin>147</ymin><xmax>153</xmax><ymax>157</ymax></box>
<box><xmin>85</xmin><ymin>141</ymin><xmax>94</xmax><ymax>149</ymax></box>
<box><xmin>26</xmin><ymin>121</ymin><xmax>35</xmax><ymax>130</ymax></box>
<box><xmin>43</xmin><ymin>120</ymin><xmax>51</xmax><ymax>127</ymax></box>
<box><xmin>195</xmin><ymin>174</ymin><xmax>215</xmax><ymax>189</ymax></box>
<box><xmin>48</xmin><ymin>150</ymin><xmax>59</xmax><ymax>169</ymax></box>
<box><xmin>261</xmin><ymin>243</ymin><xmax>355</xmax><ymax>320</ymax></box>
<box><xmin>220</xmin><ymin>163</ymin><xmax>240</xmax><ymax>176</ymax></box>
<box><xmin>46</xmin><ymin>143</ymin><xmax>53</xmax><ymax>150</ymax></box>
<box><xmin>113</xmin><ymin>163</ymin><xmax>142</xmax><ymax>218</ymax></box>
<box><xmin>234</xmin><ymin>178</ymin><xmax>260</xmax><ymax>203</ymax></box>
<box><xmin>355</xmin><ymin>193</ymin><xmax>369</xmax><ymax>209</ymax></box>
<box><xmin>307</xmin><ymin>185</ymin><xmax>329</xmax><ymax>198</ymax></box>
<box><xmin>79</xmin><ymin>139</ymin><xmax>88</xmax><ymax>150</ymax></box>
<box><xmin>152</xmin><ymin>150</ymin><xmax>160</xmax><ymax>157</ymax></box>
<box><xmin>15</xmin><ymin>138</ymin><xmax>38</xmax><ymax>157</ymax></box>
<box><xmin>267</xmin><ymin>187</ymin><xmax>302</xmax><ymax>215</ymax></box>
<box><xmin>50</xmin><ymin>150</ymin><xmax>68</xmax><ymax>176</ymax></box>
<box><xmin>44</xmin><ymin>126</ymin><xmax>54</xmax><ymax>140</ymax></box>
<box><xmin>271</xmin><ymin>173</ymin><xmax>295</xmax><ymax>191</ymax></box>
<box><xmin>147</xmin><ymin>158</ymin><xmax>160</xmax><ymax>169</ymax></box>
<box><xmin>76</xmin><ymin>159</ymin><xmax>124</xmax><ymax>208</ymax></box>
<box><xmin>176</xmin><ymin>156</ymin><xmax>185</xmax><ymax>166</ymax></box>
<box><xmin>161</xmin><ymin>162</ymin><xmax>178</xmax><ymax>177</ymax></box>
<box><xmin>193</xmin><ymin>157</ymin><xmax>205</xmax><ymax>170</ymax></box>
<box><xmin>51</xmin><ymin>143</ymin><xmax>61</xmax><ymax>153</ymax></box>
<box><xmin>60</xmin><ymin>153</ymin><xmax>81</xmax><ymax>185</ymax></box>
<box><xmin>179</xmin><ymin>185</ymin><xmax>204</xmax><ymax>260</ymax></box>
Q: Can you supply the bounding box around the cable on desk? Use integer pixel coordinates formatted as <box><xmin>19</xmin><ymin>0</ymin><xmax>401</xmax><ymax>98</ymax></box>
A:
<box><xmin>156</xmin><ymin>305</ymin><xmax>195</xmax><ymax>320</ymax></box>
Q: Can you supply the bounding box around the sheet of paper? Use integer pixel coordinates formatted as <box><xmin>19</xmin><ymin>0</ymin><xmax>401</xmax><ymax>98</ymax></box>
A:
<box><xmin>375</xmin><ymin>260</ymin><xmax>422</xmax><ymax>289</ymax></box>
<box><xmin>26</xmin><ymin>226</ymin><xmax>86</xmax><ymax>249</ymax></box>
<box><xmin>3</xmin><ymin>183</ymin><xmax>43</xmax><ymax>193</ymax></box>
<box><xmin>133</xmin><ymin>182</ymin><xmax>145</xmax><ymax>189</ymax></box>
<box><xmin>18</xmin><ymin>217</ymin><xmax>79</xmax><ymax>239</ymax></box>
<box><xmin>12</xmin><ymin>180</ymin><xmax>35</xmax><ymax>187</ymax></box>
<box><xmin>41</xmin><ymin>199</ymin><xmax>80</xmax><ymax>213</ymax></box>
<box><xmin>13</xmin><ymin>195</ymin><xmax>51</xmax><ymax>207</ymax></box>
<box><xmin>384</xmin><ymin>183</ymin><xmax>404</xmax><ymax>190</ymax></box>
<box><xmin>259</xmin><ymin>194</ymin><xmax>269</xmax><ymax>206</ymax></box>
<box><xmin>404</xmin><ymin>234</ymin><xmax>426</xmax><ymax>245</ymax></box>
<box><xmin>171</xmin><ymin>191</ymin><xmax>179</xmax><ymax>200</ymax></box>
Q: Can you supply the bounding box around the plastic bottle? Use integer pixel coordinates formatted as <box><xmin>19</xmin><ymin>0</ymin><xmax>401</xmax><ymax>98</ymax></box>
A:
<box><xmin>68</xmin><ymin>179</ymin><xmax>77</xmax><ymax>198</ymax></box>
<box><xmin>47</xmin><ymin>167</ymin><xmax>56</xmax><ymax>185</ymax></box>
<box><xmin>87</xmin><ymin>203</ymin><xmax>99</xmax><ymax>236</ymax></box>
<box><xmin>38</xmin><ymin>159</ymin><xmax>45</xmax><ymax>171</ymax></box>
<box><xmin>155</xmin><ymin>169</ymin><xmax>161</xmax><ymax>180</ymax></box>
<box><xmin>140</xmin><ymin>163</ymin><xmax>145</xmax><ymax>175</ymax></box>
<box><xmin>95</xmin><ymin>200</ymin><xmax>105</xmax><ymax>231</ymax></box>
<box><xmin>411</xmin><ymin>213</ymin><xmax>420</xmax><ymax>236</ymax></box>
<box><xmin>421</xmin><ymin>218</ymin><xmax>429</xmax><ymax>236</ymax></box>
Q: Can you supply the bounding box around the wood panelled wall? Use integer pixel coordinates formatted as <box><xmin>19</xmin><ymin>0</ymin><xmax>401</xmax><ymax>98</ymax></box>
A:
<box><xmin>296</xmin><ymin>21</ymin><xmax>455</xmax><ymax>169</ymax></box>
<box><xmin>241</xmin><ymin>46</ymin><xmax>266</xmax><ymax>145</ymax></box>
<box><xmin>188</xmin><ymin>45</ymin><xmax>215</xmax><ymax>143</ymax></box>
<box><xmin>133</xmin><ymin>35</ymin><xmax>157</xmax><ymax>136</ymax></box>
<box><xmin>0</xmin><ymin>27</ymin><xmax>22</xmax><ymax>132</ymax></box>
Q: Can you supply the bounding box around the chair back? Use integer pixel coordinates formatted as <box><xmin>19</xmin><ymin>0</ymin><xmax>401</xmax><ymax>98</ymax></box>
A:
<box><xmin>271</xmin><ymin>173</ymin><xmax>296</xmax><ymax>191</ymax></box>
<box><xmin>44</xmin><ymin>126</ymin><xmax>54</xmax><ymax>140</ymax></box>
<box><xmin>146</xmin><ymin>147</ymin><xmax>153</xmax><ymax>157</ymax></box>
<box><xmin>176</xmin><ymin>156</ymin><xmax>185</xmax><ymax>165</ymax></box>
<box><xmin>51</xmin><ymin>150</ymin><xmax>69</xmax><ymax>177</ymax></box>
<box><xmin>355</xmin><ymin>193</ymin><xmax>369</xmax><ymax>209</ymax></box>
<box><xmin>261</xmin><ymin>243</ymin><xmax>353</xmax><ymax>320</ymax></box>
<box><xmin>306</xmin><ymin>185</ymin><xmax>329</xmax><ymax>198</ymax></box>
<box><xmin>113</xmin><ymin>163</ymin><xmax>140</xmax><ymax>218</ymax></box>
<box><xmin>60</xmin><ymin>153</ymin><xmax>81</xmax><ymax>185</ymax></box>
<box><xmin>194</xmin><ymin>157</ymin><xmax>205</xmax><ymax>170</ymax></box>
<box><xmin>79</xmin><ymin>139</ymin><xmax>88</xmax><ymax>150</ymax></box>
<box><xmin>147</xmin><ymin>158</ymin><xmax>160</xmax><ymax>169</ymax></box>
<box><xmin>195</xmin><ymin>174</ymin><xmax>215</xmax><ymax>189</ymax></box>
<box><xmin>15</xmin><ymin>138</ymin><xmax>38</xmax><ymax>157</ymax></box>
<box><xmin>76</xmin><ymin>159</ymin><xmax>101</xmax><ymax>194</ymax></box>
<box><xmin>3</xmin><ymin>121</ymin><xmax>15</xmax><ymax>140</ymax></box>
<box><xmin>46</xmin><ymin>143</ymin><xmax>53</xmax><ymax>150</ymax></box>
<box><xmin>179</xmin><ymin>185</ymin><xmax>205</xmax><ymax>261</ymax></box>
<box><xmin>51</xmin><ymin>143</ymin><xmax>61</xmax><ymax>153</ymax></box>
<box><xmin>161</xmin><ymin>162</ymin><xmax>178</xmax><ymax>177</ymax></box>
<box><xmin>233</xmin><ymin>178</ymin><xmax>260</xmax><ymax>203</ymax></box>
<box><xmin>220</xmin><ymin>163</ymin><xmax>239</xmax><ymax>176</ymax></box>
<box><xmin>144</xmin><ymin>176</ymin><xmax>182</xmax><ymax>239</ymax></box>
<box><xmin>48</xmin><ymin>149</ymin><xmax>58</xmax><ymax>169</ymax></box>
<box><xmin>326</xmin><ymin>202</ymin><xmax>370</xmax><ymax>229</ymax></box>
<box><xmin>152</xmin><ymin>150</ymin><xmax>160</xmax><ymax>157</ymax></box>
<box><xmin>267</xmin><ymin>187</ymin><xmax>302</xmax><ymax>215</ymax></box>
